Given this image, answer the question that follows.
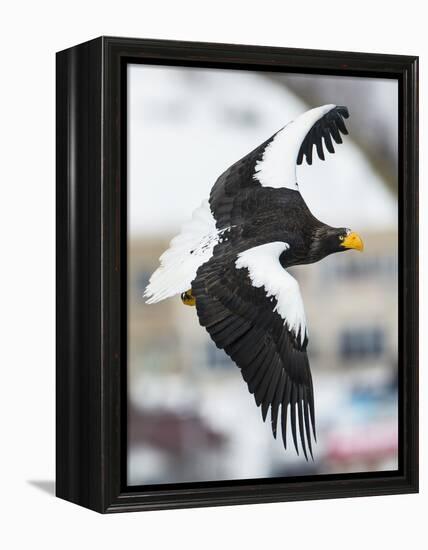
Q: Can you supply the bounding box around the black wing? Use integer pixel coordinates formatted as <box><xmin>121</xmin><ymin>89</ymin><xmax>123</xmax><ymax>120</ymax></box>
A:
<box><xmin>210</xmin><ymin>105</ymin><xmax>349</xmax><ymax>230</ymax></box>
<box><xmin>209</xmin><ymin>135</ymin><xmax>274</xmax><ymax>230</ymax></box>
<box><xmin>297</xmin><ymin>106</ymin><xmax>349</xmax><ymax>166</ymax></box>
<box><xmin>192</xmin><ymin>253</ymin><xmax>316</xmax><ymax>459</ymax></box>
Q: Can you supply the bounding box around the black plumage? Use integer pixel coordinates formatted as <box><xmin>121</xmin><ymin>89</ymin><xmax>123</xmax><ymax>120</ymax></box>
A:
<box><xmin>297</xmin><ymin>106</ymin><xmax>349</xmax><ymax>165</ymax></box>
<box><xmin>193</xmin><ymin>106</ymin><xmax>356</xmax><ymax>458</ymax></box>
<box><xmin>146</xmin><ymin>104</ymin><xmax>362</xmax><ymax>459</ymax></box>
<box><xmin>192</xmin><ymin>256</ymin><xmax>315</xmax><ymax>459</ymax></box>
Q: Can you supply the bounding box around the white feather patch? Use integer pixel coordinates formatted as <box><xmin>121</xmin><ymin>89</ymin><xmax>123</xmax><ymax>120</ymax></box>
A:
<box><xmin>144</xmin><ymin>200</ymin><xmax>228</xmax><ymax>304</ymax></box>
<box><xmin>235</xmin><ymin>242</ymin><xmax>307</xmax><ymax>345</ymax></box>
<box><xmin>253</xmin><ymin>104</ymin><xmax>336</xmax><ymax>190</ymax></box>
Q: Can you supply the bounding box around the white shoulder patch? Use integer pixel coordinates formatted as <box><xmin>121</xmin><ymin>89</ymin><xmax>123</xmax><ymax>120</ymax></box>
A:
<box><xmin>253</xmin><ymin>104</ymin><xmax>335</xmax><ymax>190</ymax></box>
<box><xmin>235</xmin><ymin>242</ymin><xmax>307</xmax><ymax>345</ymax></box>
<box><xmin>144</xmin><ymin>200</ymin><xmax>228</xmax><ymax>304</ymax></box>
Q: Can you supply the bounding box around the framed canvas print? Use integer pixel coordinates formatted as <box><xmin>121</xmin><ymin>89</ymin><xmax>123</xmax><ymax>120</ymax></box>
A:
<box><xmin>56</xmin><ymin>36</ymin><xmax>418</xmax><ymax>513</ymax></box>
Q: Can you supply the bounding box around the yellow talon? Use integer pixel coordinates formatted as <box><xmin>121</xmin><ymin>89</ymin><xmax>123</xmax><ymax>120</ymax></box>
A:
<box><xmin>181</xmin><ymin>289</ymin><xmax>196</xmax><ymax>306</ymax></box>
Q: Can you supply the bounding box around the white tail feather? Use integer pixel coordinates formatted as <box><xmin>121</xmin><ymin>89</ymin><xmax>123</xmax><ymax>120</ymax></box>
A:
<box><xmin>144</xmin><ymin>200</ymin><xmax>222</xmax><ymax>304</ymax></box>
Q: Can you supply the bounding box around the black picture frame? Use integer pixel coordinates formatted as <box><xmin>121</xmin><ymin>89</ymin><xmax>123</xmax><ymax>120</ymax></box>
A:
<box><xmin>56</xmin><ymin>36</ymin><xmax>419</xmax><ymax>513</ymax></box>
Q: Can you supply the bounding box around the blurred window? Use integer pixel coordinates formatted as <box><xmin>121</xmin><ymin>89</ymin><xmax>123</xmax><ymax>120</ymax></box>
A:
<box><xmin>339</xmin><ymin>327</ymin><xmax>385</xmax><ymax>360</ymax></box>
<box><xmin>322</xmin><ymin>255</ymin><xmax>397</xmax><ymax>282</ymax></box>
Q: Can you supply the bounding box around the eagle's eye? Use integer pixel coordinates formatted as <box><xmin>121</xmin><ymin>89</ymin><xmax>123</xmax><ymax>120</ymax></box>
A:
<box><xmin>339</xmin><ymin>235</ymin><xmax>344</xmax><ymax>241</ymax></box>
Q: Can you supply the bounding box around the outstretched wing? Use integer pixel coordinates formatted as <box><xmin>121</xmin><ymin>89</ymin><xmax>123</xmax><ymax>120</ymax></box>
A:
<box><xmin>192</xmin><ymin>241</ymin><xmax>316</xmax><ymax>459</ymax></box>
<box><xmin>210</xmin><ymin>104</ymin><xmax>349</xmax><ymax>230</ymax></box>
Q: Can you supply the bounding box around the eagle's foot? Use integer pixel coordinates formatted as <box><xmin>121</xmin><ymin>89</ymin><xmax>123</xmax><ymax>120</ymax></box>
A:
<box><xmin>181</xmin><ymin>289</ymin><xmax>196</xmax><ymax>306</ymax></box>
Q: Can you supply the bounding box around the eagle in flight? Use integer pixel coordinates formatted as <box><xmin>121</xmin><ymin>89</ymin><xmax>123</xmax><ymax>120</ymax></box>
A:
<box><xmin>144</xmin><ymin>104</ymin><xmax>364</xmax><ymax>460</ymax></box>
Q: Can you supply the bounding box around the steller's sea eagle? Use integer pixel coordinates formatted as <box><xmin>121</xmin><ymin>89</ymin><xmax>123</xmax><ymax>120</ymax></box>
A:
<box><xmin>144</xmin><ymin>104</ymin><xmax>364</xmax><ymax>460</ymax></box>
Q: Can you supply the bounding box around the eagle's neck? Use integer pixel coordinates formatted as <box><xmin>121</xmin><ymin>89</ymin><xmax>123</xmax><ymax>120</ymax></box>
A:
<box><xmin>307</xmin><ymin>224</ymin><xmax>336</xmax><ymax>263</ymax></box>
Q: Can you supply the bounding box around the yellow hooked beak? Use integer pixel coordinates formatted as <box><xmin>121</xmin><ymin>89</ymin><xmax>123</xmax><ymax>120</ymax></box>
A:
<box><xmin>341</xmin><ymin>231</ymin><xmax>364</xmax><ymax>251</ymax></box>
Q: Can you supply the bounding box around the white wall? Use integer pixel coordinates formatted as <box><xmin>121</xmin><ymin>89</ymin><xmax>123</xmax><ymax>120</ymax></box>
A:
<box><xmin>0</xmin><ymin>1</ymin><xmax>425</xmax><ymax>549</ymax></box>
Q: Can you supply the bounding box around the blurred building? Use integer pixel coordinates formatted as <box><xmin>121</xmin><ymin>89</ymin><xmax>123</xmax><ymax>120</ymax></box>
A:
<box><xmin>128</xmin><ymin>229</ymin><xmax>398</xmax><ymax>484</ymax></box>
<box><xmin>294</xmin><ymin>230</ymin><xmax>398</xmax><ymax>373</ymax></box>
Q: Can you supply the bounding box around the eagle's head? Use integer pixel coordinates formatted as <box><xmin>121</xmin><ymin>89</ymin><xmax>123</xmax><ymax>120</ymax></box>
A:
<box><xmin>309</xmin><ymin>226</ymin><xmax>364</xmax><ymax>262</ymax></box>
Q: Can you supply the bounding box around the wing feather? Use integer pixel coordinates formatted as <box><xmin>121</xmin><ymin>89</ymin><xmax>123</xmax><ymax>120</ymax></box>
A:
<box><xmin>271</xmin><ymin>371</ymin><xmax>286</xmax><ymax>439</ymax></box>
<box><xmin>192</xmin><ymin>242</ymin><xmax>316</xmax><ymax>458</ymax></box>
<box><xmin>210</xmin><ymin>105</ymin><xmax>350</xmax><ymax>230</ymax></box>
<box><xmin>297</xmin><ymin>106</ymin><xmax>349</xmax><ymax>166</ymax></box>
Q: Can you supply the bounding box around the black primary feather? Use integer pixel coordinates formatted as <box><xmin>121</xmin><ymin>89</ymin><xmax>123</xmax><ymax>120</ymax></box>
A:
<box><xmin>297</xmin><ymin>106</ymin><xmax>349</xmax><ymax>166</ymax></box>
<box><xmin>192</xmin><ymin>254</ymin><xmax>316</xmax><ymax>459</ymax></box>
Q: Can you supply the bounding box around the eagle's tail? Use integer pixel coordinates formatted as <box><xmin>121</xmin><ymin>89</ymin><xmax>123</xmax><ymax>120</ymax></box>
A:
<box><xmin>144</xmin><ymin>200</ymin><xmax>219</xmax><ymax>304</ymax></box>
